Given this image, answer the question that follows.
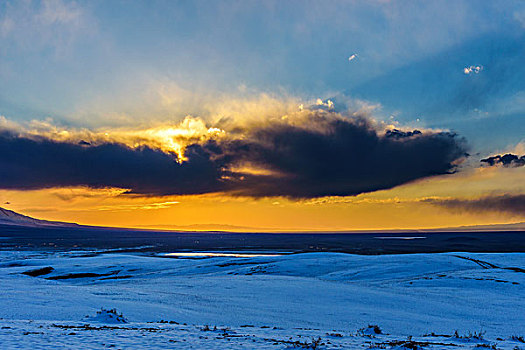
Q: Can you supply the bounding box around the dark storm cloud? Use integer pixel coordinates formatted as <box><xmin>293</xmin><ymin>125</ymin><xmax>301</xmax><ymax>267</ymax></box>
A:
<box><xmin>384</xmin><ymin>129</ymin><xmax>422</xmax><ymax>139</ymax></box>
<box><xmin>0</xmin><ymin>132</ymin><xmax>225</xmax><ymax>195</ymax></box>
<box><xmin>480</xmin><ymin>153</ymin><xmax>525</xmax><ymax>167</ymax></box>
<box><xmin>204</xmin><ymin>116</ymin><xmax>467</xmax><ymax>198</ymax></box>
<box><xmin>424</xmin><ymin>194</ymin><xmax>525</xmax><ymax>216</ymax></box>
<box><xmin>0</xmin><ymin>115</ymin><xmax>468</xmax><ymax>198</ymax></box>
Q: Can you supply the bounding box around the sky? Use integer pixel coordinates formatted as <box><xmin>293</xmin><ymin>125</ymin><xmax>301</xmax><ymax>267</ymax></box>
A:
<box><xmin>0</xmin><ymin>0</ymin><xmax>524</xmax><ymax>231</ymax></box>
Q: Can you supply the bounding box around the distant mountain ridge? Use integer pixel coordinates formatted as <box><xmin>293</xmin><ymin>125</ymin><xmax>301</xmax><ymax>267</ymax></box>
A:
<box><xmin>0</xmin><ymin>207</ymin><xmax>78</xmax><ymax>228</ymax></box>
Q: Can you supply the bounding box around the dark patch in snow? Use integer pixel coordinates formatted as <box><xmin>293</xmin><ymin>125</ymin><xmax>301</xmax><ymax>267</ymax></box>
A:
<box><xmin>22</xmin><ymin>266</ymin><xmax>54</xmax><ymax>277</ymax></box>
<box><xmin>47</xmin><ymin>271</ymin><xmax>119</xmax><ymax>280</ymax></box>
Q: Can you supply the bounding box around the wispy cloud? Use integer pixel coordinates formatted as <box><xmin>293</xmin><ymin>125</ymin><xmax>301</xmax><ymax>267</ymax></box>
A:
<box><xmin>0</xmin><ymin>0</ymin><xmax>90</xmax><ymax>55</ymax></box>
<box><xmin>96</xmin><ymin>201</ymin><xmax>180</xmax><ymax>211</ymax></box>
<box><xmin>424</xmin><ymin>194</ymin><xmax>525</xmax><ymax>216</ymax></box>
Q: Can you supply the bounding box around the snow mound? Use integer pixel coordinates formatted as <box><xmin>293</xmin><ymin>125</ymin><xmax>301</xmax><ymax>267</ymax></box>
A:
<box><xmin>85</xmin><ymin>308</ymin><xmax>127</xmax><ymax>324</ymax></box>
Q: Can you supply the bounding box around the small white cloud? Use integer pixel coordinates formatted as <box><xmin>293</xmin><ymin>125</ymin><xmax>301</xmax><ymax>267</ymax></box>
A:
<box><xmin>348</xmin><ymin>53</ymin><xmax>358</xmax><ymax>62</ymax></box>
<box><xmin>464</xmin><ymin>65</ymin><xmax>483</xmax><ymax>75</ymax></box>
<box><xmin>313</xmin><ymin>98</ymin><xmax>335</xmax><ymax>111</ymax></box>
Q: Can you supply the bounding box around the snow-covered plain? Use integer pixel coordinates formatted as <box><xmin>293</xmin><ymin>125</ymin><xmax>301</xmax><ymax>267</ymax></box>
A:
<box><xmin>0</xmin><ymin>250</ymin><xmax>524</xmax><ymax>349</ymax></box>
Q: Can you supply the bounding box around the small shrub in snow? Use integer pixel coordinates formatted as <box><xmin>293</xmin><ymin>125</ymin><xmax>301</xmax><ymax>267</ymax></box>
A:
<box><xmin>474</xmin><ymin>344</ymin><xmax>497</xmax><ymax>349</ymax></box>
<box><xmin>471</xmin><ymin>331</ymin><xmax>486</xmax><ymax>340</ymax></box>
<box><xmin>291</xmin><ymin>337</ymin><xmax>322</xmax><ymax>349</ymax></box>
<box><xmin>453</xmin><ymin>330</ymin><xmax>485</xmax><ymax>340</ymax></box>
<box><xmin>370</xmin><ymin>325</ymin><xmax>382</xmax><ymax>334</ymax></box>
<box><xmin>326</xmin><ymin>332</ymin><xmax>343</xmax><ymax>337</ymax></box>
<box><xmin>158</xmin><ymin>320</ymin><xmax>179</xmax><ymax>324</ymax></box>
<box><xmin>511</xmin><ymin>336</ymin><xmax>525</xmax><ymax>343</ymax></box>
<box><xmin>381</xmin><ymin>339</ymin><xmax>430</xmax><ymax>350</ymax></box>
<box><xmin>200</xmin><ymin>325</ymin><xmax>220</xmax><ymax>332</ymax></box>
<box><xmin>359</xmin><ymin>324</ymin><xmax>382</xmax><ymax>336</ymax></box>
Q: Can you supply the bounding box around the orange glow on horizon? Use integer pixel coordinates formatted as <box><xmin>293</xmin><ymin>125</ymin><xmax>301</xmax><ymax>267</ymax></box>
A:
<box><xmin>0</xmin><ymin>165</ymin><xmax>523</xmax><ymax>232</ymax></box>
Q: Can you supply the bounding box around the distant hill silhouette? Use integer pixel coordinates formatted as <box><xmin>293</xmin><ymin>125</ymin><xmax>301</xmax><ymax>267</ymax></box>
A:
<box><xmin>0</xmin><ymin>207</ymin><xmax>78</xmax><ymax>228</ymax></box>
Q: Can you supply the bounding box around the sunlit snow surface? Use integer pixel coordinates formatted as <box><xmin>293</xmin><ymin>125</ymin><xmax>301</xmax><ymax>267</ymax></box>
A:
<box><xmin>1</xmin><ymin>250</ymin><xmax>524</xmax><ymax>349</ymax></box>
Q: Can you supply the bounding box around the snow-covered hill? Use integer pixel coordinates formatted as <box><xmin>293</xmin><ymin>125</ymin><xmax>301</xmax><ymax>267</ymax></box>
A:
<box><xmin>1</xmin><ymin>250</ymin><xmax>524</xmax><ymax>349</ymax></box>
<box><xmin>0</xmin><ymin>207</ymin><xmax>77</xmax><ymax>227</ymax></box>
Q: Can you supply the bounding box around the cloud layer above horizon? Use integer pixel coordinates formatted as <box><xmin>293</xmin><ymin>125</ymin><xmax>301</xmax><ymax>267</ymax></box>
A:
<box><xmin>0</xmin><ymin>111</ymin><xmax>468</xmax><ymax>198</ymax></box>
<box><xmin>425</xmin><ymin>194</ymin><xmax>525</xmax><ymax>216</ymax></box>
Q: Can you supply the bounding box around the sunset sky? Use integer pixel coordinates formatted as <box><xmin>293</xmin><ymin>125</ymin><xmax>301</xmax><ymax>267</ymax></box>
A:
<box><xmin>0</xmin><ymin>0</ymin><xmax>524</xmax><ymax>231</ymax></box>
